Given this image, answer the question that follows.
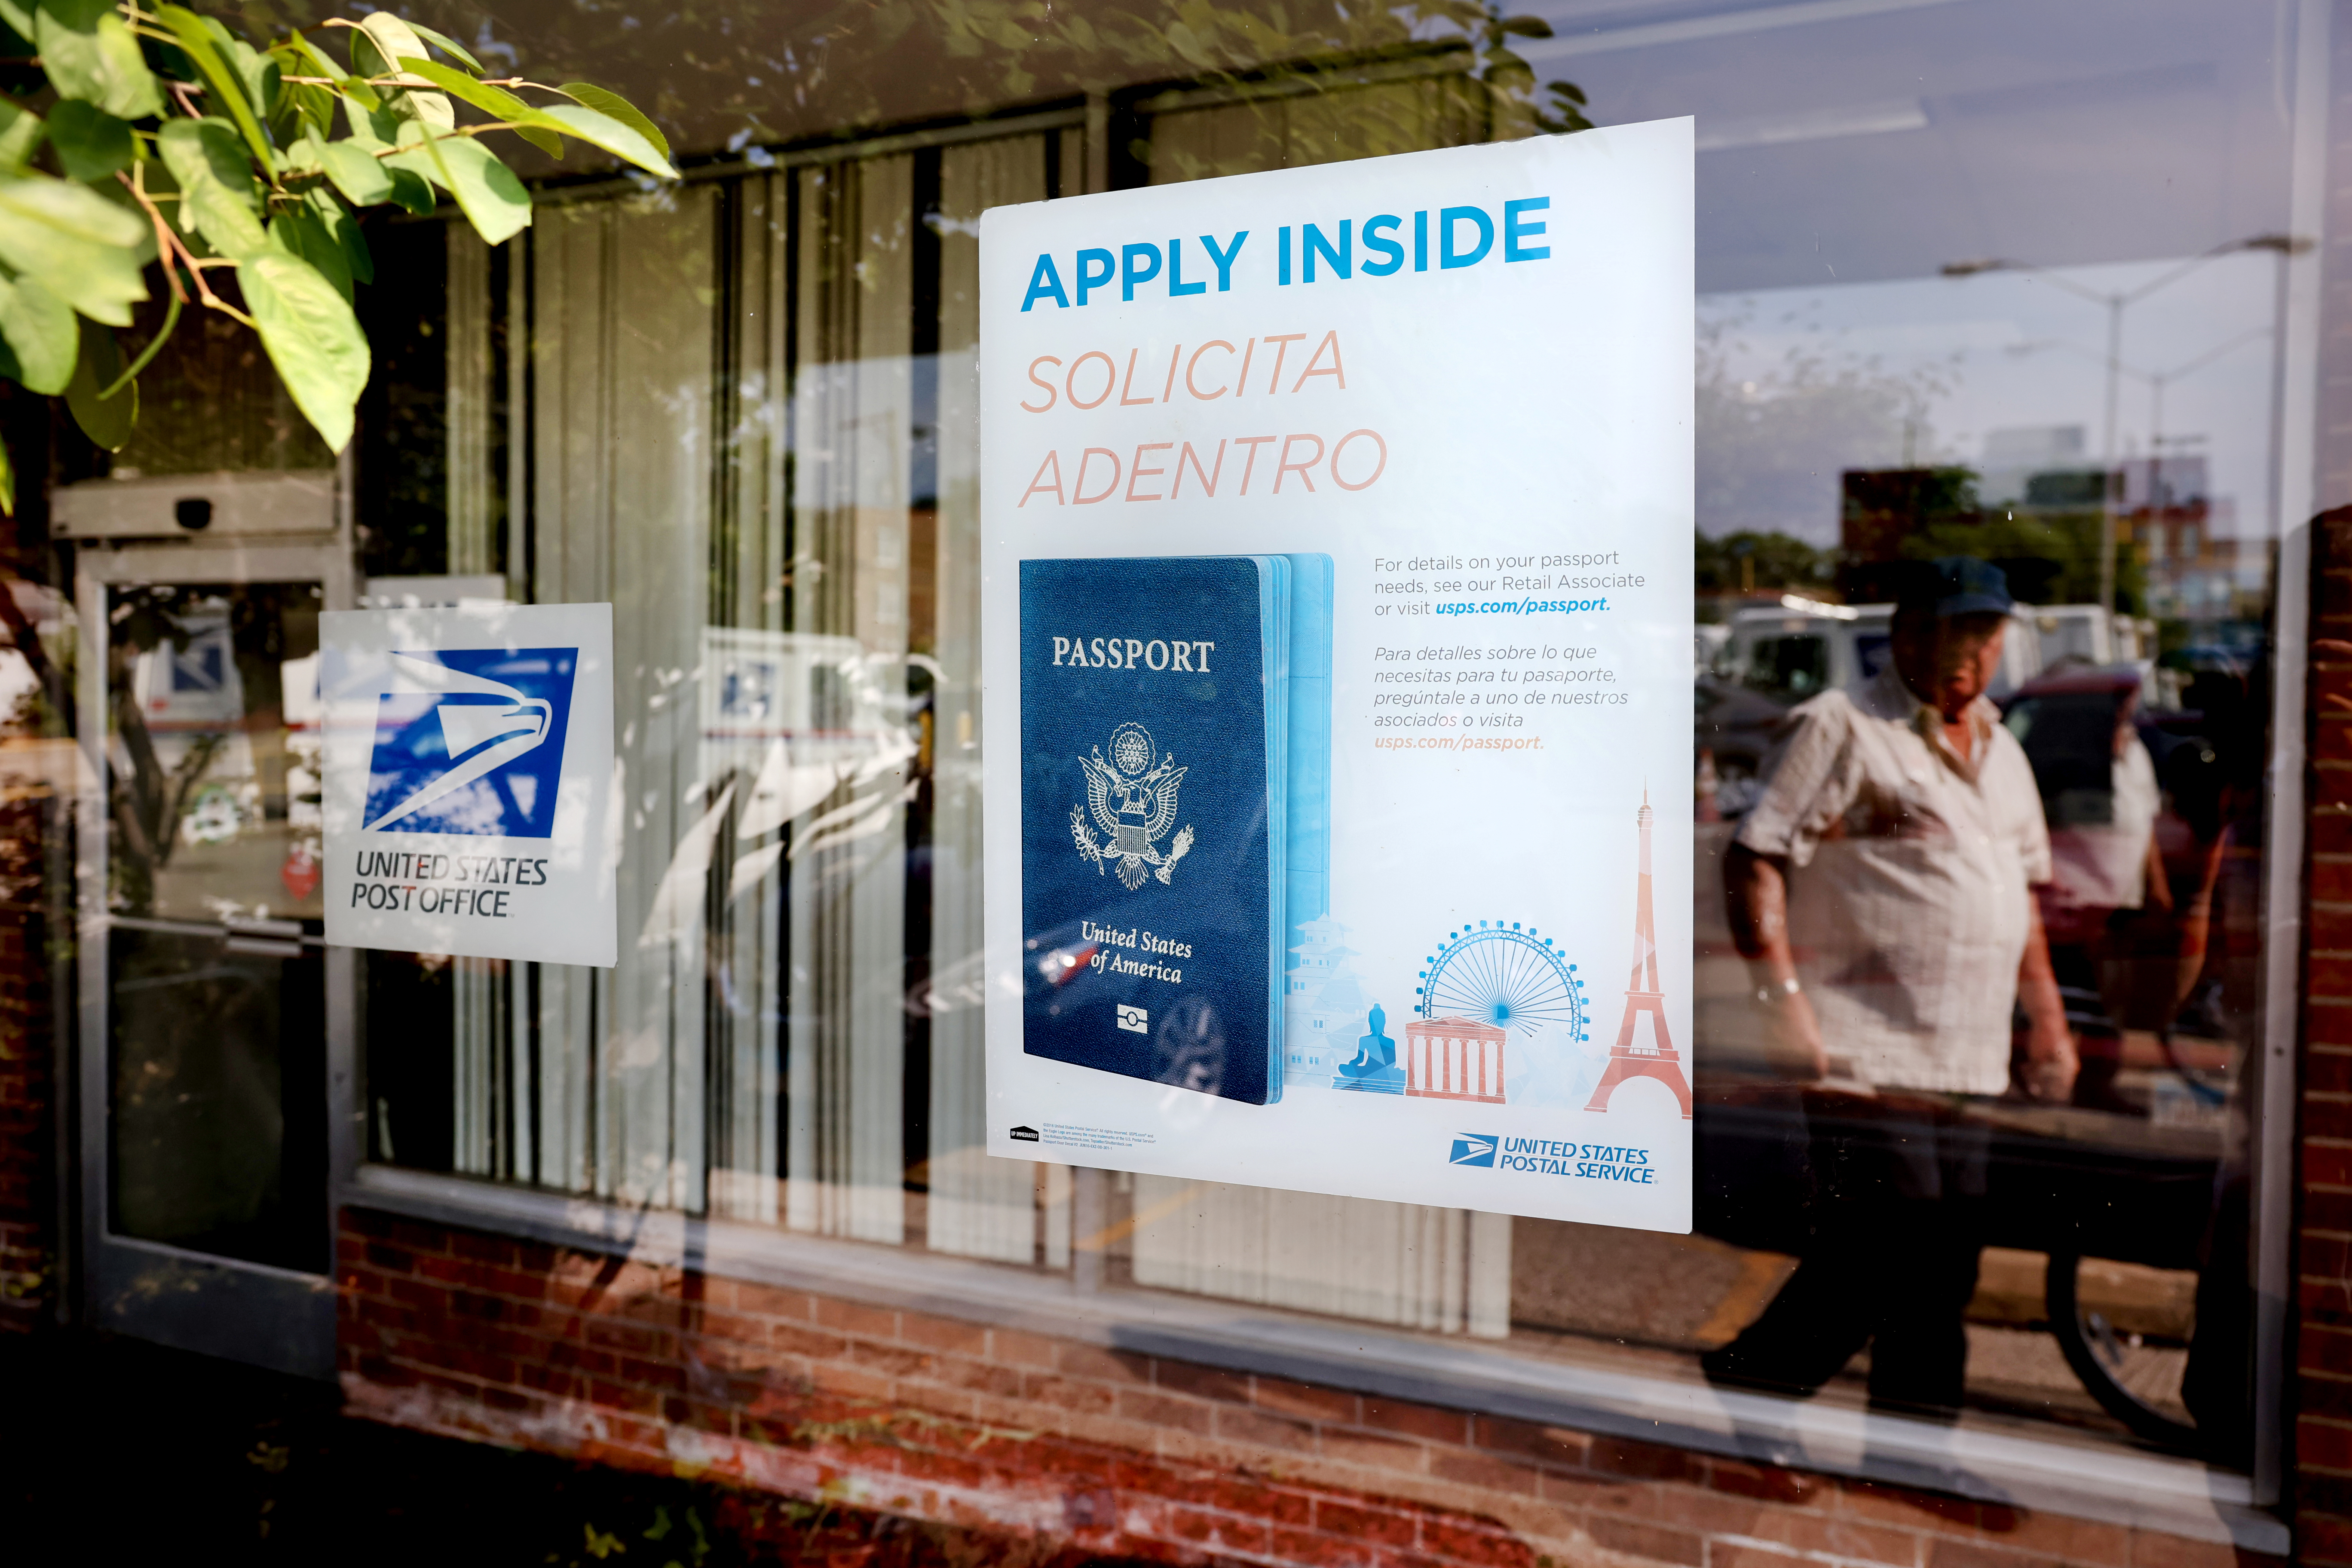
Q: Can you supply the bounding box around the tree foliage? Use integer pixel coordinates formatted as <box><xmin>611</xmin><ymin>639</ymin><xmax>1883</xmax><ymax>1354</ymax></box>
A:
<box><xmin>371</xmin><ymin>0</ymin><xmax>1588</xmax><ymax>175</ymax></box>
<box><xmin>1694</xmin><ymin>529</ymin><xmax>1836</xmax><ymax>596</ymax></box>
<box><xmin>0</xmin><ymin>1</ymin><xmax>673</xmax><ymax>501</ymax></box>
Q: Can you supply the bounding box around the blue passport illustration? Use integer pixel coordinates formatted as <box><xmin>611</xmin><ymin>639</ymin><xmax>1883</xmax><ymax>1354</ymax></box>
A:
<box><xmin>1020</xmin><ymin>554</ymin><xmax>1332</xmax><ymax>1106</ymax></box>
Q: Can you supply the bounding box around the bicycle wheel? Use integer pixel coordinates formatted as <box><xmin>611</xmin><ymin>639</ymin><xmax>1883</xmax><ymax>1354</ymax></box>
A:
<box><xmin>2043</xmin><ymin>1250</ymin><xmax>2199</xmax><ymax>1446</ymax></box>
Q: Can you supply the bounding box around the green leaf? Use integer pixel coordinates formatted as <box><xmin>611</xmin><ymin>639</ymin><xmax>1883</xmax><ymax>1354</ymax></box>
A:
<box><xmin>317</xmin><ymin>138</ymin><xmax>392</xmax><ymax>206</ymax></box>
<box><xmin>350</xmin><ymin>14</ymin><xmax>452</xmax><ymax>131</ymax></box>
<box><xmin>340</xmin><ymin>97</ymin><xmax>387</xmax><ymax>151</ymax></box>
<box><xmin>282</xmin><ymin>28</ymin><xmax>338</xmax><ymax>80</ymax></box>
<box><xmin>285</xmin><ymin>30</ymin><xmax>381</xmax><ymax>116</ymax></box>
<box><xmin>64</xmin><ymin>315</ymin><xmax>135</xmax><ymax>450</ymax></box>
<box><xmin>389</xmin><ymin>127</ymin><xmax>528</xmax><ymax>244</ymax></box>
<box><xmin>0</xmin><ymin>436</ymin><xmax>15</xmax><ymax>516</ymax></box>
<box><xmin>289</xmin><ymin>80</ymin><xmax>336</xmax><ymax>140</ymax></box>
<box><xmin>514</xmin><ymin>120</ymin><xmax>566</xmax><ymax>162</ymax></box>
<box><xmin>225</xmin><ymin>35</ymin><xmax>282</xmax><ymax>126</ymax></box>
<box><xmin>270</xmin><ymin>204</ymin><xmax>349</xmax><ymax>300</ymax></box>
<box><xmin>158</xmin><ymin>116</ymin><xmax>256</xmax><ymax>197</ymax></box>
<box><xmin>156</xmin><ymin>6</ymin><xmax>275</xmax><ymax>171</ymax></box>
<box><xmin>0</xmin><ymin>173</ymin><xmax>147</xmax><ymax>325</ymax></box>
<box><xmin>537</xmin><ymin>104</ymin><xmax>677</xmax><ymax>179</ymax></box>
<box><xmin>406</xmin><ymin>20</ymin><xmax>483</xmax><ymax>73</ymax></box>
<box><xmin>238</xmin><ymin>248</ymin><xmax>367</xmax><ymax>451</ymax></box>
<box><xmin>385</xmin><ymin>165</ymin><xmax>433</xmax><ymax>214</ymax></box>
<box><xmin>37</xmin><ymin>3</ymin><xmax>163</xmax><ymax>121</ymax></box>
<box><xmin>282</xmin><ymin>128</ymin><xmax>322</xmax><ymax>177</ymax></box>
<box><xmin>44</xmin><ymin>100</ymin><xmax>131</xmax><ymax>182</ymax></box>
<box><xmin>159</xmin><ymin>118</ymin><xmax>267</xmax><ymax>260</ymax></box>
<box><xmin>556</xmin><ymin>83</ymin><xmax>671</xmax><ymax>163</ymax></box>
<box><xmin>395</xmin><ymin>58</ymin><xmax>561</xmax><ymax>159</ymax></box>
<box><xmin>0</xmin><ymin>0</ymin><xmax>30</xmax><ymax>45</ymax></box>
<box><xmin>309</xmin><ymin>186</ymin><xmax>370</xmax><ymax>285</ymax></box>
<box><xmin>0</xmin><ymin>270</ymin><xmax>76</xmax><ymax>393</ymax></box>
<box><xmin>0</xmin><ymin>100</ymin><xmax>43</xmax><ymax>174</ymax></box>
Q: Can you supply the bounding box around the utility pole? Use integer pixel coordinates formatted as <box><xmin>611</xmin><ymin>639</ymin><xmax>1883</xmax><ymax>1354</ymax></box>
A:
<box><xmin>2098</xmin><ymin>294</ymin><xmax>2123</xmax><ymax>622</ymax></box>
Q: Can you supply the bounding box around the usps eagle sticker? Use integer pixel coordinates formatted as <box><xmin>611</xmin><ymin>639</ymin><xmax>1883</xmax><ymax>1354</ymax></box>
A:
<box><xmin>321</xmin><ymin>602</ymin><xmax>617</xmax><ymax>967</ymax></box>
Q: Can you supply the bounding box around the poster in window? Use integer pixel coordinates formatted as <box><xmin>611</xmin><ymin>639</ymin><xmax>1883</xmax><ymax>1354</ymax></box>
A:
<box><xmin>981</xmin><ymin>120</ymin><xmax>1694</xmax><ymax>1231</ymax></box>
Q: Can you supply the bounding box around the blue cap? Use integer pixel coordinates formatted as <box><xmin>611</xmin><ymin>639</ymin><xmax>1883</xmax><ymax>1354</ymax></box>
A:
<box><xmin>1895</xmin><ymin>556</ymin><xmax>2013</xmax><ymax>618</ymax></box>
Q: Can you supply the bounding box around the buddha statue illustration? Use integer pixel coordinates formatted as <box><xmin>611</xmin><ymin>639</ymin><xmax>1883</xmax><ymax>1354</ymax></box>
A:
<box><xmin>1332</xmin><ymin>1001</ymin><xmax>1406</xmax><ymax>1094</ymax></box>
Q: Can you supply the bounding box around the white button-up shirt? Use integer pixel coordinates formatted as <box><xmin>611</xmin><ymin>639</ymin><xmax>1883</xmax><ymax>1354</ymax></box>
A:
<box><xmin>1734</xmin><ymin>667</ymin><xmax>2053</xmax><ymax>1096</ymax></box>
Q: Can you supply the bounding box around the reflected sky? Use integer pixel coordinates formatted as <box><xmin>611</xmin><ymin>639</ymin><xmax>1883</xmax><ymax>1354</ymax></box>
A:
<box><xmin>439</xmin><ymin>0</ymin><xmax>2300</xmax><ymax>287</ymax></box>
<box><xmin>1701</xmin><ymin>251</ymin><xmax>2284</xmax><ymax>543</ymax></box>
<box><xmin>1512</xmin><ymin>0</ymin><xmax>2296</xmax><ymax>290</ymax></box>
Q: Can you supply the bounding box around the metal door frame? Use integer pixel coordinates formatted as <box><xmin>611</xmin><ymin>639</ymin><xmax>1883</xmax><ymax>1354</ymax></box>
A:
<box><xmin>73</xmin><ymin>533</ymin><xmax>357</xmax><ymax>1378</ymax></box>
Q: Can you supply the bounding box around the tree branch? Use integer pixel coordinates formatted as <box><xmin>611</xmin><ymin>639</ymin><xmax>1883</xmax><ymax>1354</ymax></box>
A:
<box><xmin>114</xmin><ymin>168</ymin><xmax>254</xmax><ymax>328</ymax></box>
<box><xmin>116</xmin><ymin>167</ymin><xmax>187</xmax><ymax>306</ymax></box>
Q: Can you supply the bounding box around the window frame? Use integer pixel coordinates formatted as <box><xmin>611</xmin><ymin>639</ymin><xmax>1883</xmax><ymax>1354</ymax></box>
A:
<box><xmin>330</xmin><ymin>59</ymin><xmax>2328</xmax><ymax>1532</ymax></box>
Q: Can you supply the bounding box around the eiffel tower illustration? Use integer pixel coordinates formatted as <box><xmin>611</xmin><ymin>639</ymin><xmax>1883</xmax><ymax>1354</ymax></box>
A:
<box><xmin>1585</xmin><ymin>788</ymin><xmax>1693</xmax><ymax>1118</ymax></box>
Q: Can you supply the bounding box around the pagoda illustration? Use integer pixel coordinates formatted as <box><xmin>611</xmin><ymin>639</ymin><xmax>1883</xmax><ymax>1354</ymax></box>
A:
<box><xmin>1284</xmin><ymin>915</ymin><xmax>1372</xmax><ymax>1087</ymax></box>
<box><xmin>1585</xmin><ymin>789</ymin><xmax>1694</xmax><ymax>1118</ymax></box>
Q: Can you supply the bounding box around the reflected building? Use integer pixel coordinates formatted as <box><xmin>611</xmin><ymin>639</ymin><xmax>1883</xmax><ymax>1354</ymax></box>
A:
<box><xmin>2117</xmin><ymin>454</ymin><xmax>2275</xmax><ymax>628</ymax></box>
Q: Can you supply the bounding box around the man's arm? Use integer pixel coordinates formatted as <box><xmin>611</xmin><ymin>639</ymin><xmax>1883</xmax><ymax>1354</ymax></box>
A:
<box><xmin>2016</xmin><ymin>896</ymin><xmax>2077</xmax><ymax>1101</ymax></box>
<box><xmin>1724</xmin><ymin>841</ymin><xmax>1828</xmax><ymax>1081</ymax></box>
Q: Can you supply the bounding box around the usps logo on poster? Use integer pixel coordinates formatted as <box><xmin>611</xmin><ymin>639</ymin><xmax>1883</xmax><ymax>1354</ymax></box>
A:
<box><xmin>321</xmin><ymin>603</ymin><xmax>617</xmax><ymax>968</ymax></box>
<box><xmin>363</xmin><ymin>649</ymin><xmax>578</xmax><ymax>836</ymax></box>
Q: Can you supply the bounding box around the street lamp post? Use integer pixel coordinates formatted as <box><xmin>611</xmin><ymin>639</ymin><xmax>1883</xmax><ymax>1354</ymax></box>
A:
<box><xmin>1942</xmin><ymin>235</ymin><xmax>2309</xmax><ymax>628</ymax></box>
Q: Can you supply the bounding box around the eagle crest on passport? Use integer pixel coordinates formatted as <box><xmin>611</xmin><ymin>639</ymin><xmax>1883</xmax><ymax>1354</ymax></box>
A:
<box><xmin>1072</xmin><ymin>722</ymin><xmax>1193</xmax><ymax>891</ymax></box>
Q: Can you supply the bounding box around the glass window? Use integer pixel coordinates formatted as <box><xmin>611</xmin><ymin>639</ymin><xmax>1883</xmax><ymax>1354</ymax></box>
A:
<box><xmin>104</xmin><ymin>582</ymin><xmax>329</xmax><ymax>1273</ymax></box>
<box><xmin>358</xmin><ymin>0</ymin><xmax>2309</xmax><ymax>1476</ymax></box>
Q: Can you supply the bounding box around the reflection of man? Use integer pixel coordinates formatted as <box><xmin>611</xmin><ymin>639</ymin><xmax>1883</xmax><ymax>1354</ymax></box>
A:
<box><xmin>2013</xmin><ymin>669</ymin><xmax>2171</xmax><ymax>1110</ymax></box>
<box><xmin>1703</xmin><ymin>557</ymin><xmax>2076</xmax><ymax>1419</ymax></box>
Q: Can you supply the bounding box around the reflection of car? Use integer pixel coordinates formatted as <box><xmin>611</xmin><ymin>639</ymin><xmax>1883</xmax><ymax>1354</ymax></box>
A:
<box><xmin>1716</xmin><ymin>596</ymin><xmax>2043</xmax><ymax>701</ymax></box>
<box><xmin>2001</xmin><ymin>660</ymin><xmax>2223</xmax><ymax>851</ymax></box>
<box><xmin>2031</xmin><ymin>604</ymin><xmax>2157</xmax><ymax>667</ymax></box>
<box><xmin>1712</xmin><ymin>597</ymin><xmax>1890</xmax><ymax>699</ymax></box>
<box><xmin>1695</xmin><ymin>675</ymin><xmax>1792</xmax><ymax>816</ymax></box>
<box><xmin>1694</xmin><ymin>623</ymin><xmax>1730</xmax><ymax>673</ymax></box>
<box><xmin>1999</xmin><ymin>663</ymin><xmax>2152</xmax><ymax>817</ymax></box>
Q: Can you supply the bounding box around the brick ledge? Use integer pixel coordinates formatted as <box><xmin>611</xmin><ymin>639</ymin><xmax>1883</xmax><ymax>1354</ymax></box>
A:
<box><xmin>343</xmin><ymin>1167</ymin><xmax>2287</xmax><ymax>1554</ymax></box>
<box><xmin>339</xmin><ymin>1373</ymin><xmax>1676</xmax><ymax>1568</ymax></box>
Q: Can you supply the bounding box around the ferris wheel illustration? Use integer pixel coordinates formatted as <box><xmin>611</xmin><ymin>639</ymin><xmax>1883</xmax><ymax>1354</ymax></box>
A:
<box><xmin>1415</xmin><ymin>922</ymin><xmax>1589</xmax><ymax>1041</ymax></box>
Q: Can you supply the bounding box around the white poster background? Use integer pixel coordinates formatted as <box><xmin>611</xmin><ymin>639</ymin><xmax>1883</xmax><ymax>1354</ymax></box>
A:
<box><xmin>321</xmin><ymin>602</ymin><xmax>618</xmax><ymax>967</ymax></box>
<box><xmin>982</xmin><ymin>121</ymin><xmax>1695</xmax><ymax>1231</ymax></box>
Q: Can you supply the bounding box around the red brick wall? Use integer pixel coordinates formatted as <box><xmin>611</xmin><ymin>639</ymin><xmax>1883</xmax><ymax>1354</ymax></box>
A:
<box><xmin>2303</xmin><ymin>507</ymin><xmax>2352</xmax><ymax>1562</ymax></box>
<box><xmin>340</xmin><ymin>1207</ymin><xmax>2270</xmax><ymax>1568</ymax></box>
<box><xmin>0</xmin><ymin>794</ymin><xmax>54</xmax><ymax>1334</ymax></box>
<box><xmin>2278</xmin><ymin>9</ymin><xmax>2352</xmax><ymax>1556</ymax></box>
